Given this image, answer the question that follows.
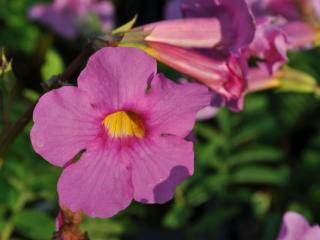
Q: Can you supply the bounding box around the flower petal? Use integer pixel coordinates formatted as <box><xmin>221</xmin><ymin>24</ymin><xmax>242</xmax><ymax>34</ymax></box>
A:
<box><xmin>196</xmin><ymin>105</ymin><xmax>219</xmax><ymax>120</ymax></box>
<box><xmin>58</xmin><ymin>140</ymin><xmax>133</xmax><ymax>218</ymax></box>
<box><xmin>278</xmin><ymin>211</ymin><xmax>310</xmax><ymax>240</ymax></box>
<box><xmin>247</xmin><ymin>68</ymin><xmax>280</xmax><ymax>92</ymax></box>
<box><xmin>303</xmin><ymin>226</ymin><xmax>320</xmax><ymax>240</ymax></box>
<box><xmin>142</xmin><ymin>18</ymin><xmax>222</xmax><ymax>48</ymax></box>
<box><xmin>77</xmin><ymin>47</ymin><xmax>156</xmax><ymax>112</ymax></box>
<box><xmin>31</xmin><ymin>86</ymin><xmax>101</xmax><ymax>167</ymax></box>
<box><xmin>143</xmin><ymin>74</ymin><xmax>210</xmax><ymax>137</ymax></box>
<box><xmin>130</xmin><ymin>135</ymin><xmax>193</xmax><ymax>204</ymax></box>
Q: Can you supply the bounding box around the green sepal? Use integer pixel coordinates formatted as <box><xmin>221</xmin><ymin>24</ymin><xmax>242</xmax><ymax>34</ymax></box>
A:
<box><xmin>112</xmin><ymin>15</ymin><xmax>138</xmax><ymax>35</ymax></box>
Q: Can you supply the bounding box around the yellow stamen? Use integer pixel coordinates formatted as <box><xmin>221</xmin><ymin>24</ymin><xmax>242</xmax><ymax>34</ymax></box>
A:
<box><xmin>102</xmin><ymin>111</ymin><xmax>145</xmax><ymax>138</ymax></box>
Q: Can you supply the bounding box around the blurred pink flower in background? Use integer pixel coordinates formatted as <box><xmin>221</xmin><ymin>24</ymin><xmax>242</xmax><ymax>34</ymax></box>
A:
<box><xmin>247</xmin><ymin>0</ymin><xmax>319</xmax><ymax>50</ymax></box>
<box><xmin>29</xmin><ymin>0</ymin><xmax>114</xmax><ymax>38</ymax></box>
<box><xmin>277</xmin><ymin>211</ymin><xmax>320</xmax><ymax>240</ymax></box>
<box><xmin>248</xmin><ymin>17</ymin><xmax>288</xmax><ymax>74</ymax></box>
<box><xmin>30</xmin><ymin>47</ymin><xmax>210</xmax><ymax>217</ymax></box>
<box><xmin>164</xmin><ymin>0</ymin><xmax>183</xmax><ymax>19</ymax></box>
<box><xmin>281</xmin><ymin>21</ymin><xmax>317</xmax><ymax>49</ymax></box>
<box><xmin>247</xmin><ymin>0</ymin><xmax>300</xmax><ymax>20</ymax></box>
<box><xmin>310</xmin><ymin>0</ymin><xmax>320</xmax><ymax>21</ymax></box>
<box><xmin>248</xmin><ymin>0</ymin><xmax>320</xmax><ymax>23</ymax></box>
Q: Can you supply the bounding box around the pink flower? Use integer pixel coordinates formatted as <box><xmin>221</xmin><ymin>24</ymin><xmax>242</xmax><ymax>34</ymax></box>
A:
<box><xmin>277</xmin><ymin>211</ymin><xmax>320</xmax><ymax>240</ymax></box>
<box><xmin>29</xmin><ymin>0</ymin><xmax>114</xmax><ymax>38</ymax></box>
<box><xmin>30</xmin><ymin>47</ymin><xmax>210</xmax><ymax>217</ymax></box>
<box><xmin>130</xmin><ymin>0</ymin><xmax>255</xmax><ymax>112</ymax></box>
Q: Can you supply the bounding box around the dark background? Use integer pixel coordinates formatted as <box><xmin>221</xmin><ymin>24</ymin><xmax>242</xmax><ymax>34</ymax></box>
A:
<box><xmin>1</xmin><ymin>0</ymin><xmax>320</xmax><ymax>239</ymax></box>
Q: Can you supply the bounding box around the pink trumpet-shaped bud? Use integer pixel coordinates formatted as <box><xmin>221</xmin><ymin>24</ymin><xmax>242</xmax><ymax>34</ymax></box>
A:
<box><xmin>121</xmin><ymin>0</ymin><xmax>255</xmax><ymax>111</ymax></box>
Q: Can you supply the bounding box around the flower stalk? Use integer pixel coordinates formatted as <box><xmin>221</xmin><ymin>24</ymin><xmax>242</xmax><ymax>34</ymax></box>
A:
<box><xmin>52</xmin><ymin>207</ymin><xmax>89</xmax><ymax>240</ymax></box>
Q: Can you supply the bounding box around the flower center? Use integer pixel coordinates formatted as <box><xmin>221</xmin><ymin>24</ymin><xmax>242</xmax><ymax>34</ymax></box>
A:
<box><xmin>102</xmin><ymin>111</ymin><xmax>145</xmax><ymax>138</ymax></box>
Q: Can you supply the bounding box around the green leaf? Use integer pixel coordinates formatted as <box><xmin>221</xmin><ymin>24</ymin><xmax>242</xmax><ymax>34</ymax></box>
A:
<box><xmin>0</xmin><ymin>207</ymin><xmax>5</xmax><ymax>232</ymax></box>
<box><xmin>227</xmin><ymin>146</ymin><xmax>283</xmax><ymax>167</ymax></box>
<box><xmin>230</xmin><ymin>166</ymin><xmax>289</xmax><ymax>186</ymax></box>
<box><xmin>190</xmin><ymin>207</ymin><xmax>240</xmax><ymax>237</ymax></box>
<box><xmin>82</xmin><ymin>218</ymin><xmax>125</xmax><ymax>240</ymax></box>
<box><xmin>231</xmin><ymin>117</ymin><xmax>275</xmax><ymax>147</ymax></box>
<box><xmin>0</xmin><ymin>178</ymin><xmax>13</xmax><ymax>204</ymax></box>
<box><xmin>163</xmin><ymin>204</ymin><xmax>190</xmax><ymax>229</ymax></box>
<box><xmin>252</xmin><ymin>192</ymin><xmax>272</xmax><ymax>218</ymax></box>
<box><xmin>13</xmin><ymin>210</ymin><xmax>54</xmax><ymax>240</ymax></box>
<box><xmin>0</xmin><ymin>0</ymin><xmax>40</xmax><ymax>53</ymax></box>
<box><xmin>242</xmin><ymin>95</ymin><xmax>269</xmax><ymax>114</ymax></box>
<box><xmin>41</xmin><ymin>49</ymin><xmax>64</xmax><ymax>81</ymax></box>
<box><xmin>22</xmin><ymin>89</ymin><xmax>39</xmax><ymax>102</ymax></box>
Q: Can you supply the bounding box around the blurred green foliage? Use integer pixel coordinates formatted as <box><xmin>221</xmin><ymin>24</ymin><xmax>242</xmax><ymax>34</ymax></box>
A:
<box><xmin>0</xmin><ymin>0</ymin><xmax>43</xmax><ymax>53</ymax></box>
<box><xmin>1</xmin><ymin>0</ymin><xmax>320</xmax><ymax>240</ymax></box>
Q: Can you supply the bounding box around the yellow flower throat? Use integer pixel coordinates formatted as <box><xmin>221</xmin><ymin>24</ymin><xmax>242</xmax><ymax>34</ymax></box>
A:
<box><xmin>102</xmin><ymin>111</ymin><xmax>145</xmax><ymax>138</ymax></box>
